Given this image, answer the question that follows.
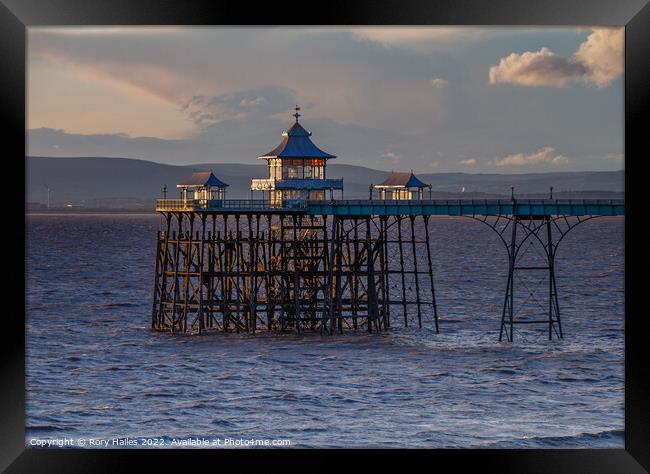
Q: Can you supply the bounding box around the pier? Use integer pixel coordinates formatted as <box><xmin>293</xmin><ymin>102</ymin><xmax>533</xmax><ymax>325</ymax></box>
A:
<box><xmin>150</xmin><ymin>108</ymin><xmax>624</xmax><ymax>341</ymax></box>
<box><xmin>151</xmin><ymin>197</ymin><xmax>624</xmax><ymax>340</ymax></box>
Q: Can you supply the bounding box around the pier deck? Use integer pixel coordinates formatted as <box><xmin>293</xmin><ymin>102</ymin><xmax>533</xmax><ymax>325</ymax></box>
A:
<box><xmin>156</xmin><ymin>198</ymin><xmax>624</xmax><ymax>217</ymax></box>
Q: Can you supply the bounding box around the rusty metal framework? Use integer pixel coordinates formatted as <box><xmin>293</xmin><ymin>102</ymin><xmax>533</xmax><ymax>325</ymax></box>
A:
<box><xmin>470</xmin><ymin>212</ymin><xmax>595</xmax><ymax>341</ymax></box>
<box><xmin>151</xmin><ymin>198</ymin><xmax>623</xmax><ymax>340</ymax></box>
<box><xmin>151</xmin><ymin>212</ymin><xmax>440</xmax><ymax>335</ymax></box>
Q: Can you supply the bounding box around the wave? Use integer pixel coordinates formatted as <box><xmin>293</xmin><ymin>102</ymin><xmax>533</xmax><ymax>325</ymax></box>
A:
<box><xmin>26</xmin><ymin>425</ymin><xmax>68</xmax><ymax>433</ymax></box>
<box><xmin>483</xmin><ymin>429</ymin><xmax>624</xmax><ymax>448</ymax></box>
<box><xmin>90</xmin><ymin>302</ymin><xmax>139</xmax><ymax>308</ymax></box>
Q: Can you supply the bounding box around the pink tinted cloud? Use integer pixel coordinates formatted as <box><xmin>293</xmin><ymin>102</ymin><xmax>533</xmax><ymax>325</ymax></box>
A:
<box><xmin>489</xmin><ymin>27</ymin><xmax>623</xmax><ymax>88</ymax></box>
<box><xmin>495</xmin><ymin>147</ymin><xmax>568</xmax><ymax>166</ymax></box>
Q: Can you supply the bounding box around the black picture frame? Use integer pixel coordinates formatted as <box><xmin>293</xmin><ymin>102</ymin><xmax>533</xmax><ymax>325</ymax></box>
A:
<box><xmin>2</xmin><ymin>0</ymin><xmax>648</xmax><ymax>471</ymax></box>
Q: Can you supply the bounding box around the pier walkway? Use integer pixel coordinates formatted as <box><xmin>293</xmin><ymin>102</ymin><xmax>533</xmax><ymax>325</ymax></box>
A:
<box><xmin>156</xmin><ymin>198</ymin><xmax>624</xmax><ymax>217</ymax></box>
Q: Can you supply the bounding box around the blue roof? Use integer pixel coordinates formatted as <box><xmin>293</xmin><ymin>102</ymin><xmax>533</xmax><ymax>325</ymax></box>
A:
<box><xmin>375</xmin><ymin>171</ymin><xmax>428</xmax><ymax>188</ymax></box>
<box><xmin>404</xmin><ymin>173</ymin><xmax>428</xmax><ymax>188</ymax></box>
<box><xmin>178</xmin><ymin>171</ymin><xmax>229</xmax><ymax>187</ymax></box>
<box><xmin>260</xmin><ymin>122</ymin><xmax>336</xmax><ymax>160</ymax></box>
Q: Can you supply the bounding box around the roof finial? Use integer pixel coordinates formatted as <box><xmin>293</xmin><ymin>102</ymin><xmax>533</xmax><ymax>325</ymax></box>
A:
<box><xmin>293</xmin><ymin>105</ymin><xmax>301</xmax><ymax>123</ymax></box>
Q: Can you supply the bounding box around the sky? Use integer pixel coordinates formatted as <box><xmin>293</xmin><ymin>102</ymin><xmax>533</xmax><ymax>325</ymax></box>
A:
<box><xmin>27</xmin><ymin>26</ymin><xmax>624</xmax><ymax>174</ymax></box>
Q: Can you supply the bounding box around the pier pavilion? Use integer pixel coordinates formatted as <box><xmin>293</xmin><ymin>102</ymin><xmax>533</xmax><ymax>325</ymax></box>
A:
<box><xmin>177</xmin><ymin>171</ymin><xmax>229</xmax><ymax>203</ymax></box>
<box><xmin>250</xmin><ymin>106</ymin><xmax>343</xmax><ymax>206</ymax></box>
<box><xmin>157</xmin><ymin>171</ymin><xmax>230</xmax><ymax>211</ymax></box>
<box><xmin>372</xmin><ymin>171</ymin><xmax>431</xmax><ymax>200</ymax></box>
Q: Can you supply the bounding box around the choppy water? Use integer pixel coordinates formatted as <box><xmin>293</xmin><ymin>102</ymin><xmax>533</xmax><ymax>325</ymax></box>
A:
<box><xmin>25</xmin><ymin>214</ymin><xmax>624</xmax><ymax>448</ymax></box>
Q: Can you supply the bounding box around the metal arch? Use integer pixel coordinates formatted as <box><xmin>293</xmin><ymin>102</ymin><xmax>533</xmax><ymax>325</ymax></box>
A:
<box><xmin>507</xmin><ymin>215</ymin><xmax>600</xmax><ymax>268</ymax></box>
<box><xmin>469</xmin><ymin>213</ymin><xmax>603</xmax><ymax>260</ymax></box>
<box><xmin>467</xmin><ymin>212</ymin><xmax>614</xmax><ymax>341</ymax></box>
<box><xmin>467</xmin><ymin>214</ymin><xmax>513</xmax><ymax>251</ymax></box>
<box><xmin>512</xmin><ymin>214</ymin><xmax>598</xmax><ymax>258</ymax></box>
<box><xmin>548</xmin><ymin>215</ymin><xmax>598</xmax><ymax>258</ymax></box>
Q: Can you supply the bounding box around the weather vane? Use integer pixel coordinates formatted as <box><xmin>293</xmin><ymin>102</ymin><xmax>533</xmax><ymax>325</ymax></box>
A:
<box><xmin>293</xmin><ymin>105</ymin><xmax>301</xmax><ymax>122</ymax></box>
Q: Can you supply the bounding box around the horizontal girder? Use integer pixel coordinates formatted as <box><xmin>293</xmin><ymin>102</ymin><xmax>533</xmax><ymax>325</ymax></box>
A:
<box><xmin>156</xmin><ymin>198</ymin><xmax>624</xmax><ymax>218</ymax></box>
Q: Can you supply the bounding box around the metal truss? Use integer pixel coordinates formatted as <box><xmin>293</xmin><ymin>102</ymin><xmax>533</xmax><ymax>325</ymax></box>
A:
<box><xmin>470</xmin><ymin>212</ymin><xmax>596</xmax><ymax>341</ymax></box>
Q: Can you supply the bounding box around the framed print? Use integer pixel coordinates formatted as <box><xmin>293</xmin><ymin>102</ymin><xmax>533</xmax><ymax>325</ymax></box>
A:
<box><xmin>2</xmin><ymin>0</ymin><xmax>648</xmax><ymax>471</ymax></box>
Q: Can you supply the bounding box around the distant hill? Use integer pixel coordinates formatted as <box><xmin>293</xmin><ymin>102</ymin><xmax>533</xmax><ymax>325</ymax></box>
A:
<box><xmin>26</xmin><ymin>156</ymin><xmax>624</xmax><ymax>208</ymax></box>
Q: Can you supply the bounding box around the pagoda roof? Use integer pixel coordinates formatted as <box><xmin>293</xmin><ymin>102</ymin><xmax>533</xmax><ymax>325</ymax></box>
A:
<box><xmin>375</xmin><ymin>171</ymin><xmax>428</xmax><ymax>188</ymax></box>
<box><xmin>259</xmin><ymin>121</ymin><xmax>336</xmax><ymax>160</ymax></box>
<box><xmin>177</xmin><ymin>171</ymin><xmax>229</xmax><ymax>188</ymax></box>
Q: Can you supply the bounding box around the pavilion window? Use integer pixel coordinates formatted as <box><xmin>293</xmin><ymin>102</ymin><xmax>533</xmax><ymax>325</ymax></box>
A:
<box><xmin>285</xmin><ymin>166</ymin><xmax>296</xmax><ymax>179</ymax></box>
<box><xmin>283</xmin><ymin>159</ymin><xmax>304</xmax><ymax>179</ymax></box>
<box><xmin>307</xmin><ymin>159</ymin><xmax>324</xmax><ymax>179</ymax></box>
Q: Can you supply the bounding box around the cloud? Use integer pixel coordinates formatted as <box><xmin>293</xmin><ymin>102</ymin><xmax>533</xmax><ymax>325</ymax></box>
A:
<box><xmin>429</xmin><ymin>161</ymin><xmax>439</xmax><ymax>168</ymax></box>
<box><xmin>429</xmin><ymin>77</ymin><xmax>448</xmax><ymax>88</ymax></box>
<box><xmin>26</xmin><ymin>27</ymin><xmax>624</xmax><ymax>172</ymax></box>
<box><xmin>28</xmin><ymin>27</ymin><xmax>450</xmax><ymax>135</ymax></box>
<box><xmin>382</xmin><ymin>152</ymin><xmax>401</xmax><ymax>164</ymax></box>
<box><xmin>180</xmin><ymin>86</ymin><xmax>296</xmax><ymax>126</ymax></box>
<box><xmin>239</xmin><ymin>96</ymin><xmax>267</xmax><ymax>107</ymax></box>
<box><xmin>495</xmin><ymin>147</ymin><xmax>568</xmax><ymax>166</ymax></box>
<box><xmin>342</xmin><ymin>27</ymin><xmax>470</xmax><ymax>51</ymax></box>
<box><xmin>460</xmin><ymin>158</ymin><xmax>476</xmax><ymax>166</ymax></box>
<box><xmin>602</xmin><ymin>153</ymin><xmax>623</xmax><ymax>161</ymax></box>
<box><xmin>573</xmin><ymin>28</ymin><xmax>624</xmax><ymax>87</ymax></box>
<box><xmin>489</xmin><ymin>48</ymin><xmax>586</xmax><ymax>87</ymax></box>
<box><xmin>489</xmin><ymin>27</ymin><xmax>623</xmax><ymax>88</ymax></box>
<box><xmin>340</xmin><ymin>27</ymin><xmax>528</xmax><ymax>53</ymax></box>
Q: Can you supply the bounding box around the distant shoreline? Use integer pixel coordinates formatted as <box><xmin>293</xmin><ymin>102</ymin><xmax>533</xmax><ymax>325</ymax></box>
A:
<box><xmin>27</xmin><ymin>209</ymin><xmax>157</xmax><ymax>215</ymax></box>
<box><xmin>26</xmin><ymin>156</ymin><xmax>624</xmax><ymax>207</ymax></box>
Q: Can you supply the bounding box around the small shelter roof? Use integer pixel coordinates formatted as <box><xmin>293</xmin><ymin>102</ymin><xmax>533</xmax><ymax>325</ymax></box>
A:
<box><xmin>375</xmin><ymin>171</ymin><xmax>428</xmax><ymax>188</ymax></box>
<box><xmin>177</xmin><ymin>171</ymin><xmax>229</xmax><ymax>188</ymax></box>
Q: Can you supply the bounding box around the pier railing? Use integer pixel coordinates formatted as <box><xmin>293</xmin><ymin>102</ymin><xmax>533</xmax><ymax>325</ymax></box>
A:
<box><xmin>155</xmin><ymin>198</ymin><xmax>624</xmax><ymax>217</ymax></box>
<box><xmin>155</xmin><ymin>198</ymin><xmax>308</xmax><ymax>212</ymax></box>
<box><xmin>305</xmin><ymin>198</ymin><xmax>625</xmax><ymax>217</ymax></box>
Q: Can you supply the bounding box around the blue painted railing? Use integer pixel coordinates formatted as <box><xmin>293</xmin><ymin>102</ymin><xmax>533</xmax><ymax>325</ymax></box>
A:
<box><xmin>305</xmin><ymin>199</ymin><xmax>625</xmax><ymax>217</ymax></box>
<box><xmin>156</xmin><ymin>198</ymin><xmax>624</xmax><ymax>217</ymax></box>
